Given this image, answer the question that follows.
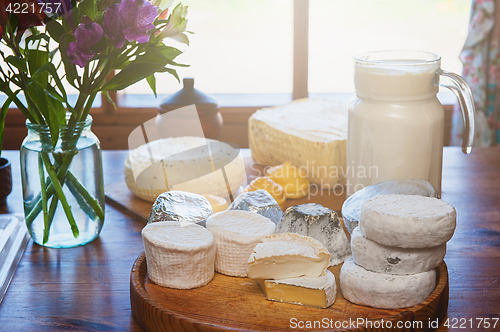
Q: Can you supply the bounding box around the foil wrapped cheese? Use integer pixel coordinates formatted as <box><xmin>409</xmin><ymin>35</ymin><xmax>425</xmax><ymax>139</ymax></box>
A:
<box><xmin>148</xmin><ymin>191</ymin><xmax>213</xmax><ymax>226</ymax></box>
<box><xmin>228</xmin><ymin>189</ymin><xmax>283</xmax><ymax>225</ymax></box>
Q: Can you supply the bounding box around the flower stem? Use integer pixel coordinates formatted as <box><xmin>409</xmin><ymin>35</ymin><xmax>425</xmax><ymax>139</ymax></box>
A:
<box><xmin>66</xmin><ymin>171</ymin><xmax>104</xmax><ymax>221</ymax></box>
<box><xmin>40</xmin><ymin>152</ymin><xmax>79</xmax><ymax>238</ymax></box>
<box><xmin>38</xmin><ymin>154</ymin><xmax>50</xmax><ymax>244</ymax></box>
<box><xmin>44</xmin><ymin>195</ymin><xmax>59</xmax><ymax>244</ymax></box>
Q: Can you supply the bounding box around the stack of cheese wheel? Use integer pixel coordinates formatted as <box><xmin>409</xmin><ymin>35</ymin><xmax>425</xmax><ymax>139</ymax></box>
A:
<box><xmin>340</xmin><ymin>194</ymin><xmax>456</xmax><ymax>309</ymax></box>
<box><xmin>247</xmin><ymin>233</ymin><xmax>337</xmax><ymax>308</ymax></box>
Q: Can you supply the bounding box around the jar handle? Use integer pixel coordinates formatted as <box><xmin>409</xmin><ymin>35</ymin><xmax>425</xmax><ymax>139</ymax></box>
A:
<box><xmin>438</xmin><ymin>70</ymin><xmax>475</xmax><ymax>154</ymax></box>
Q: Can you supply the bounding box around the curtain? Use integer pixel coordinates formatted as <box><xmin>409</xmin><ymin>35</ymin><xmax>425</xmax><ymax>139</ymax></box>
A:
<box><xmin>451</xmin><ymin>0</ymin><xmax>500</xmax><ymax>147</ymax></box>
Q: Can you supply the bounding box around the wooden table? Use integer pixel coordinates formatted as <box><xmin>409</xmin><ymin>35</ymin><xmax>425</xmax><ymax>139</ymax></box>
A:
<box><xmin>0</xmin><ymin>148</ymin><xmax>499</xmax><ymax>331</ymax></box>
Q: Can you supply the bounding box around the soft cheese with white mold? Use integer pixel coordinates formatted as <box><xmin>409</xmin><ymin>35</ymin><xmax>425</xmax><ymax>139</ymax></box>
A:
<box><xmin>247</xmin><ymin>233</ymin><xmax>330</xmax><ymax>280</ymax></box>
<box><xmin>351</xmin><ymin>226</ymin><xmax>446</xmax><ymax>275</ymax></box>
<box><xmin>257</xmin><ymin>270</ymin><xmax>336</xmax><ymax>308</ymax></box>
<box><xmin>360</xmin><ymin>194</ymin><xmax>456</xmax><ymax>248</ymax></box>
<box><xmin>206</xmin><ymin>210</ymin><xmax>276</xmax><ymax>277</ymax></box>
<box><xmin>340</xmin><ymin>257</ymin><xmax>436</xmax><ymax>309</ymax></box>
<box><xmin>249</xmin><ymin>99</ymin><xmax>347</xmax><ymax>187</ymax></box>
<box><xmin>277</xmin><ymin>203</ymin><xmax>351</xmax><ymax>266</ymax></box>
<box><xmin>142</xmin><ymin>221</ymin><xmax>215</xmax><ymax>289</ymax></box>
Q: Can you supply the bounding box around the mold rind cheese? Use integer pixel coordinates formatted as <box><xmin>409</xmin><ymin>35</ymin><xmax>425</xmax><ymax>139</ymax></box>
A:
<box><xmin>277</xmin><ymin>203</ymin><xmax>351</xmax><ymax>266</ymax></box>
<box><xmin>257</xmin><ymin>270</ymin><xmax>336</xmax><ymax>308</ymax></box>
<box><xmin>249</xmin><ymin>99</ymin><xmax>347</xmax><ymax>187</ymax></box>
<box><xmin>360</xmin><ymin>194</ymin><xmax>456</xmax><ymax>248</ymax></box>
<box><xmin>206</xmin><ymin>210</ymin><xmax>276</xmax><ymax>277</ymax></box>
<box><xmin>340</xmin><ymin>257</ymin><xmax>436</xmax><ymax>309</ymax></box>
<box><xmin>351</xmin><ymin>226</ymin><xmax>446</xmax><ymax>275</ymax></box>
<box><xmin>142</xmin><ymin>221</ymin><xmax>215</xmax><ymax>289</ymax></box>
<box><xmin>247</xmin><ymin>233</ymin><xmax>330</xmax><ymax>280</ymax></box>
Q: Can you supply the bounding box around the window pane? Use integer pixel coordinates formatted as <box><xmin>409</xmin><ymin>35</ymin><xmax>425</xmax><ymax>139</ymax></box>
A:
<box><xmin>120</xmin><ymin>0</ymin><xmax>293</xmax><ymax>97</ymax></box>
<box><xmin>309</xmin><ymin>0</ymin><xmax>472</xmax><ymax>93</ymax></box>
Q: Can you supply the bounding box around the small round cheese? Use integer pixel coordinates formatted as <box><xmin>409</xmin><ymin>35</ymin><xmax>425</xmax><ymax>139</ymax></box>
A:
<box><xmin>142</xmin><ymin>221</ymin><xmax>215</xmax><ymax>289</ymax></box>
<box><xmin>351</xmin><ymin>226</ymin><xmax>446</xmax><ymax>275</ymax></box>
<box><xmin>340</xmin><ymin>257</ymin><xmax>436</xmax><ymax>309</ymax></box>
<box><xmin>206</xmin><ymin>210</ymin><xmax>276</xmax><ymax>277</ymax></box>
<box><xmin>360</xmin><ymin>194</ymin><xmax>456</xmax><ymax>248</ymax></box>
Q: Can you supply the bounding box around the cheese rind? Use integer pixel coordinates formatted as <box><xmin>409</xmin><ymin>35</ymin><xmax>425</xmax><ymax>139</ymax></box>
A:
<box><xmin>142</xmin><ymin>221</ymin><xmax>215</xmax><ymax>289</ymax></box>
<box><xmin>340</xmin><ymin>257</ymin><xmax>436</xmax><ymax>309</ymax></box>
<box><xmin>351</xmin><ymin>226</ymin><xmax>446</xmax><ymax>275</ymax></box>
<box><xmin>360</xmin><ymin>194</ymin><xmax>456</xmax><ymax>248</ymax></box>
<box><xmin>206</xmin><ymin>210</ymin><xmax>276</xmax><ymax>277</ymax></box>
<box><xmin>125</xmin><ymin>137</ymin><xmax>246</xmax><ymax>202</ymax></box>
<box><xmin>277</xmin><ymin>203</ymin><xmax>351</xmax><ymax>266</ymax></box>
<box><xmin>258</xmin><ymin>270</ymin><xmax>336</xmax><ymax>308</ymax></box>
<box><xmin>247</xmin><ymin>233</ymin><xmax>330</xmax><ymax>280</ymax></box>
<box><xmin>249</xmin><ymin>99</ymin><xmax>347</xmax><ymax>187</ymax></box>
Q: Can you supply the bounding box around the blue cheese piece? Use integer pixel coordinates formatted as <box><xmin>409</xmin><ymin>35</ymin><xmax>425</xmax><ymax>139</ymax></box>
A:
<box><xmin>276</xmin><ymin>204</ymin><xmax>351</xmax><ymax>266</ymax></box>
<box><xmin>340</xmin><ymin>257</ymin><xmax>436</xmax><ymax>309</ymax></box>
<box><xmin>229</xmin><ymin>189</ymin><xmax>283</xmax><ymax>225</ymax></box>
<box><xmin>351</xmin><ymin>226</ymin><xmax>446</xmax><ymax>275</ymax></box>
<box><xmin>360</xmin><ymin>194</ymin><xmax>456</xmax><ymax>248</ymax></box>
<box><xmin>342</xmin><ymin>179</ymin><xmax>439</xmax><ymax>233</ymax></box>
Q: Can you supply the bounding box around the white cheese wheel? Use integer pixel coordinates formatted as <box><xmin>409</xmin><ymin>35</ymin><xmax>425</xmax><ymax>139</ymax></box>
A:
<box><xmin>249</xmin><ymin>99</ymin><xmax>347</xmax><ymax>187</ymax></box>
<box><xmin>360</xmin><ymin>194</ymin><xmax>456</xmax><ymax>248</ymax></box>
<box><xmin>247</xmin><ymin>233</ymin><xmax>330</xmax><ymax>280</ymax></box>
<box><xmin>125</xmin><ymin>137</ymin><xmax>246</xmax><ymax>202</ymax></box>
<box><xmin>277</xmin><ymin>203</ymin><xmax>351</xmax><ymax>266</ymax></box>
<box><xmin>258</xmin><ymin>270</ymin><xmax>336</xmax><ymax>308</ymax></box>
<box><xmin>206</xmin><ymin>210</ymin><xmax>276</xmax><ymax>277</ymax></box>
<box><xmin>340</xmin><ymin>257</ymin><xmax>436</xmax><ymax>309</ymax></box>
<box><xmin>351</xmin><ymin>226</ymin><xmax>446</xmax><ymax>275</ymax></box>
<box><xmin>142</xmin><ymin>221</ymin><xmax>215</xmax><ymax>289</ymax></box>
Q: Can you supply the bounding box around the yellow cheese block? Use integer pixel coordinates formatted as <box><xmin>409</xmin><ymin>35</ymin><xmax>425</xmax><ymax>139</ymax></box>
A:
<box><xmin>265</xmin><ymin>161</ymin><xmax>310</xmax><ymax>199</ymax></box>
<box><xmin>256</xmin><ymin>270</ymin><xmax>336</xmax><ymax>308</ymax></box>
<box><xmin>202</xmin><ymin>194</ymin><xmax>228</xmax><ymax>213</ymax></box>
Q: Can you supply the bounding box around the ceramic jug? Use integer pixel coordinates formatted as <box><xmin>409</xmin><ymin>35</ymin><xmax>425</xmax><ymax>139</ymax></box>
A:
<box><xmin>347</xmin><ymin>51</ymin><xmax>475</xmax><ymax>196</ymax></box>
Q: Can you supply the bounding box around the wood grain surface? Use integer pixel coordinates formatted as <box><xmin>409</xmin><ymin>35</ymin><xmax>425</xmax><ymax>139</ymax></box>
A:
<box><xmin>0</xmin><ymin>148</ymin><xmax>499</xmax><ymax>332</ymax></box>
<box><xmin>130</xmin><ymin>253</ymin><xmax>449</xmax><ymax>332</ymax></box>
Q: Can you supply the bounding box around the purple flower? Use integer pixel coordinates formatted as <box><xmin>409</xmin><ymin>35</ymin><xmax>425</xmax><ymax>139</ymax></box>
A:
<box><xmin>103</xmin><ymin>0</ymin><xmax>158</xmax><ymax>49</ymax></box>
<box><xmin>67</xmin><ymin>22</ymin><xmax>103</xmax><ymax>68</ymax></box>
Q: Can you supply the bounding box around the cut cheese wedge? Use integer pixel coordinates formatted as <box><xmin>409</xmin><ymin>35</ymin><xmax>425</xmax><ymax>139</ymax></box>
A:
<box><xmin>257</xmin><ymin>270</ymin><xmax>336</xmax><ymax>308</ymax></box>
<box><xmin>247</xmin><ymin>233</ymin><xmax>330</xmax><ymax>280</ymax></box>
<box><xmin>203</xmin><ymin>194</ymin><xmax>228</xmax><ymax>213</ymax></box>
<box><xmin>206</xmin><ymin>210</ymin><xmax>276</xmax><ymax>277</ymax></box>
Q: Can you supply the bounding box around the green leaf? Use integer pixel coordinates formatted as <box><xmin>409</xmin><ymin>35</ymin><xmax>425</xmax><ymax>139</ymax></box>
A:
<box><xmin>163</xmin><ymin>68</ymin><xmax>180</xmax><ymax>83</ymax></box>
<box><xmin>32</xmin><ymin>62</ymin><xmax>68</xmax><ymax>102</ymax></box>
<box><xmin>102</xmin><ymin>63</ymin><xmax>169</xmax><ymax>92</ymax></box>
<box><xmin>146</xmin><ymin>74</ymin><xmax>157</xmax><ymax>98</ymax></box>
<box><xmin>79</xmin><ymin>0</ymin><xmax>98</xmax><ymax>21</ymax></box>
<box><xmin>26</xmin><ymin>82</ymin><xmax>64</xmax><ymax>148</ymax></box>
<box><xmin>27</xmin><ymin>49</ymin><xmax>49</xmax><ymax>87</ymax></box>
<box><xmin>0</xmin><ymin>92</ymin><xmax>19</xmax><ymax>156</ymax></box>
<box><xmin>25</xmin><ymin>34</ymin><xmax>50</xmax><ymax>47</ymax></box>
<box><xmin>146</xmin><ymin>43</ymin><xmax>183</xmax><ymax>61</ymax></box>
<box><xmin>46</xmin><ymin>20</ymin><xmax>65</xmax><ymax>42</ymax></box>
<box><xmin>59</xmin><ymin>34</ymin><xmax>80</xmax><ymax>89</ymax></box>
<box><xmin>103</xmin><ymin>91</ymin><xmax>117</xmax><ymax>110</ymax></box>
<box><xmin>5</xmin><ymin>56</ymin><xmax>28</xmax><ymax>73</ymax></box>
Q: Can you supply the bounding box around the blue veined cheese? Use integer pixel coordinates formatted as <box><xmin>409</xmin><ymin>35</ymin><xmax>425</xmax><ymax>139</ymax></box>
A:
<box><xmin>340</xmin><ymin>257</ymin><xmax>436</xmax><ymax>309</ymax></box>
<box><xmin>249</xmin><ymin>99</ymin><xmax>347</xmax><ymax>188</ymax></box>
<box><xmin>351</xmin><ymin>226</ymin><xmax>446</xmax><ymax>275</ymax></box>
<box><xmin>206</xmin><ymin>210</ymin><xmax>275</xmax><ymax>277</ymax></box>
<box><xmin>276</xmin><ymin>203</ymin><xmax>351</xmax><ymax>266</ymax></box>
<box><xmin>360</xmin><ymin>194</ymin><xmax>456</xmax><ymax>248</ymax></box>
<box><xmin>257</xmin><ymin>270</ymin><xmax>336</xmax><ymax>308</ymax></box>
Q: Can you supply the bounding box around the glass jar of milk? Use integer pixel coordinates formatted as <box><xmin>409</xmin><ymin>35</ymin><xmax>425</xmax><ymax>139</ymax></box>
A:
<box><xmin>347</xmin><ymin>51</ymin><xmax>475</xmax><ymax>196</ymax></box>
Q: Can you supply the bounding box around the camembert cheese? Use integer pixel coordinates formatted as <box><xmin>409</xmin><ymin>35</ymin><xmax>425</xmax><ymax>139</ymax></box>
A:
<box><xmin>247</xmin><ymin>233</ymin><xmax>330</xmax><ymax>280</ymax></box>
<box><xmin>206</xmin><ymin>210</ymin><xmax>276</xmax><ymax>277</ymax></box>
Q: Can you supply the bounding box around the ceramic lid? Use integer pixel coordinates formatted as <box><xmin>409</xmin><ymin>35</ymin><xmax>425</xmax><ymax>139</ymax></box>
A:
<box><xmin>159</xmin><ymin>78</ymin><xmax>218</xmax><ymax>111</ymax></box>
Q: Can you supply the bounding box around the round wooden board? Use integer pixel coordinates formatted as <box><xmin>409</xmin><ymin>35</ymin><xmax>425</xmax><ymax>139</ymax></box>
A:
<box><xmin>130</xmin><ymin>253</ymin><xmax>449</xmax><ymax>332</ymax></box>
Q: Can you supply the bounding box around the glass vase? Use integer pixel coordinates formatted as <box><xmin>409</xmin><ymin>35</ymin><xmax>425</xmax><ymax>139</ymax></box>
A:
<box><xmin>20</xmin><ymin>115</ymin><xmax>105</xmax><ymax>248</ymax></box>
